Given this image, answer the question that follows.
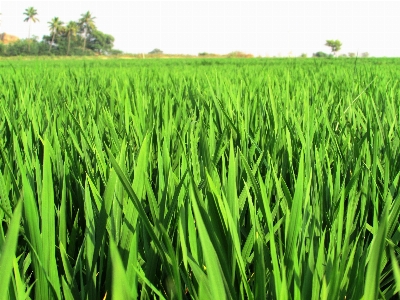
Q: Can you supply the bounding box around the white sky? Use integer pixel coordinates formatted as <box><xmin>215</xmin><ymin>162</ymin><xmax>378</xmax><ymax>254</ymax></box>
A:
<box><xmin>0</xmin><ymin>0</ymin><xmax>399</xmax><ymax>57</ymax></box>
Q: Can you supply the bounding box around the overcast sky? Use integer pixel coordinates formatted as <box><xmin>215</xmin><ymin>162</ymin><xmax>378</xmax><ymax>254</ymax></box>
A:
<box><xmin>0</xmin><ymin>0</ymin><xmax>399</xmax><ymax>57</ymax></box>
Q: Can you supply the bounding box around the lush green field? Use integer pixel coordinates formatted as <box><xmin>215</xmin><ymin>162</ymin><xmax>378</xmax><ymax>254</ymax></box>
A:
<box><xmin>1</xmin><ymin>58</ymin><xmax>400</xmax><ymax>299</ymax></box>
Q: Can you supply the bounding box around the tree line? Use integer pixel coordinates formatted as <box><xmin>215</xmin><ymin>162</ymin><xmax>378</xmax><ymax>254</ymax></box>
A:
<box><xmin>0</xmin><ymin>7</ymin><xmax>122</xmax><ymax>56</ymax></box>
<box><xmin>0</xmin><ymin>9</ymin><xmax>370</xmax><ymax>58</ymax></box>
<box><xmin>312</xmin><ymin>40</ymin><xmax>369</xmax><ymax>58</ymax></box>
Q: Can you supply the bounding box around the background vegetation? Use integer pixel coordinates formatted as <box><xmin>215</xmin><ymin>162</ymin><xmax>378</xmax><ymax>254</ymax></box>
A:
<box><xmin>0</xmin><ymin>8</ymin><xmax>119</xmax><ymax>56</ymax></box>
<box><xmin>0</xmin><ymin>7</ymin><xmax>372</xmax><ymax>58</ymax></box>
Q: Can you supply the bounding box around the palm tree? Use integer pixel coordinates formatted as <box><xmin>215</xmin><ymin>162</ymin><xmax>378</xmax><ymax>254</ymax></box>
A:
<box><xmin>65</xmin><ymin>21</ymin><xmax>78</xmax><ymax>55</ymax></box>
<box><xmin>23</xmin><ymin>7</ymin><xmax>39</xmax><ymax>52</ymax></box>
<box><xmin>79</xmin><ymin>11</ymin><xmax>96</xmax><ymax>53</ymax></box>
<box><xmin>48</xmin><ymin>17</ymin><xmax>63</xmax><ymax>52</ymax></box>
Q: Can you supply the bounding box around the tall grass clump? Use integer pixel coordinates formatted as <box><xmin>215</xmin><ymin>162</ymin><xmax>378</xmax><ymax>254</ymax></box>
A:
<box><xmin>0</xmin><ymin>57</ymin><xmax>399</xmax><ymax>299</ymax></box>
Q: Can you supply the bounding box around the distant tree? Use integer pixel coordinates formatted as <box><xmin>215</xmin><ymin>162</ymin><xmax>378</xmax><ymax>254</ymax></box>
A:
<box><xmin>198</xmin><ymin>52</ymin><xmax>219</xmax><ymax>57</ymax></box>
<box><xmin>300</xmin><ymin>53</ymin><xmax>307</xmax><ymax>58</ymax></box>
<box><xmin>348</xmin><ymin>52</ymin><xmax>356</xmax><ymax>58</ymax></box>
<box><xmin>65</xmin><ymin>21</ymin><xmax>78</xmax><ymax>55</ymax></box>
<box><xmin>48</xmin><ymin>17</ymin><xmax>64</xmax><ymax>52</ymax></box>
<box><xmin>79</xmin><ymin>11</ymin><xmax>96</xmax><ymax>53</ymax></box>
<box><xmin>86</xmin><ymin>29</ymin><xmax>114</xmax><ymax>54</ymax></box>
<box><xmin>109</xmin><ymin>49</ymin><xmax>123</xmax><ymax>55</ymax></box>
<box><xmin>23</xmin><ymin>7</ymin><xmax>39</xmax><ymax>52</ymax></box>
<box><xmin>149</xmin><ymin>48</ymin><xmax>163</xmax><ymax>54</ymax></box>
<box><xmin>362</xmin><ymin>52</ymin><xmax>369</xmax><ymax>58</ymax></box>
<box><xmin>1</xmin><ymin>11</ymin><xmax>118</xmax><ymax>57</ymax></box>
<box><xmin>325</xmin><ymin>39</ymin><xmax>342</xmax><ymax>56</ymax></box>
<box><xmin>227</xmin><ymin>51</ymin><xmax>253</xmax><ymax>58</ymax></box>
<box><xmin>313</xmin><ymin>51</ymin><xmax>331</xmax><ymax>58</ymax></box>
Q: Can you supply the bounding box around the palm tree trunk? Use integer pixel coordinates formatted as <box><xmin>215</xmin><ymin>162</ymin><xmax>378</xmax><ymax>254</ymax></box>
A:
<box><xmin>67</xmin><ymin>35</ymin><xmax>71</xmax><ymax>55</ymax></box>
<box><xmin>49</xmin><ymin>33</ymin><xmax>55</xmax><ymax>52</ymax></box>
<box><xmin>28</xmin><ymin>22</ymin><xmax>31</xmax><ymax>52</ymax></box>
<box><xmin>83</xmin><ymin>28</ymin><xmax>87</xmax><ymax>53</ymax></box>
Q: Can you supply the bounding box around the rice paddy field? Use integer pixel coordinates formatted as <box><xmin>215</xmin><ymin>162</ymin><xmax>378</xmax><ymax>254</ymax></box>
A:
<box><xmin>0</xmin><ymin>57</ymin><xmax>400</xmax><ymax>299</ymax></box>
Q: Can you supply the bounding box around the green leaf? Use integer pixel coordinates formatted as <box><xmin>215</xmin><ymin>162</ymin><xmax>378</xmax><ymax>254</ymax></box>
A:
<box><xmin>0</xmin><ymin>200</ymin><xmax>23</xmax><ymax>300</ymax></box>
<box><xmin>190</xmin><ymin>182</ymin><xmax>227</xmax><ymax>300</ymax></box>
<box><xmin>364</xmin><ymin>205</ymin><xmax>388</xmax><ymax>299</ymax></box>
<box><xmin>41</xmin><ymin>139</ymin><xmax>61</xmax><ymax>299</ymax></box>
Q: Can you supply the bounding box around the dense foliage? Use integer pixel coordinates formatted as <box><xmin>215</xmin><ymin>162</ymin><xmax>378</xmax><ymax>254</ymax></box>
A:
<box><xmin>0</xmin><ymin>58</ymin><xmax>400</xmax><ymax>299</ymax></box>
<box><xmin>0</xmin><ymin>29</ymin><xmax>117</xmax><ymax>56</ymax></box>
<box><xmin>0</xmin><ymin>10</ymin><xmax>119</xmax><ymax>56</ymax></box>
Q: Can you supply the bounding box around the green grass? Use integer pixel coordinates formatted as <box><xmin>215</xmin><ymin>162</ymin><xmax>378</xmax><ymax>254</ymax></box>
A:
<box><xmin>0</xmin><ymin>57</ymin><xmax>400</xmax><ymax>299</ymax></box>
